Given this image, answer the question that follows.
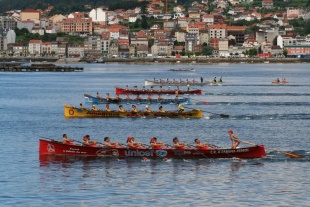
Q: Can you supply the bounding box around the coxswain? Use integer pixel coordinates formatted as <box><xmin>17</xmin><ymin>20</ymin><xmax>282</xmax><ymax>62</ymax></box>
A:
<box><xmin>62</xmin><ymin>134</ymin><xmax>75</xmax><ymax>145</ymax></box>
<box><xmin>92</xmin><ymin>104</ymin><xmax>99</xmax><ymax>111</ymax></box>
<box><xmin>104</xmin><ymin>137</ymin><xmax>124</xmax><ymax>148</ymax></box>
<box><xmin>118</xmin><ymin>105</ymin><xmax>126</xmax><ymax>112</ymax></box>
<box><xmin>79</xmin><ymin>103</ymin><xmax>85</xmax><ymax>110</ymax></box>
<box><xmin>213</xmin><ymin>77</ymin><xmax>217</xmax><ymax>83</ymax></box>
<box><xmin>115</xmin><ymin>94</ymin><xmax>122</xmax><ymax>100</ymax></box>
<box><xmin>106</xmin><ymin>93</ymin><xmax>111</xmax><ymax>100</ymax></box>
<box><xmin>177</xmin><ymin>103</ymin><xmax>184</xmax><ymax>112</ymax></box>
<box><xmin>131</xmin><ymin>105</ymin><xmax>139</xmax><ymax>112</ymax></box>
<box><xmin>96</xmin><ymin>92</ymin><xmax>101</xmax><ymax>98</ymax></box>
<box><xmin>126</xmin><ymin>94</ymin><xmax>131</xmax><ymax>100</ymax></box>
<box><xmin>82</xmin><ymin>135</ymin><xmax>97</xmax><ymax>147</ymax></box>
<box><xmin>194</xmin><ymin>139</ymin><xmax>212</xmax><ymax>150</ymax></box>
<box><xmin>145</xmin><ymin>104</ymin><xmax>152</xmax><ymax>112</ymax></box>
<box><xmin>105</xmin><ymin>104</ymin><xmax>112</xmax><ymax>112</ymax></box>
<box><xmin>172</xmin><ymin>137</ymin><xmax>188</xmax><ymax>150</ymax></box>
<box><xmin>150</xmin><ymin>137</ymin><xmax>165</xmax><ymax>150</ymax></box>
<box><xmin>127</xmin><ymin>136</ymin><xmax>144</xmax><ymax>149</ymax></box>
<box><xmin>228</xmin><ymin>130</ymin><xmax>240</xmax><ymax>149</ymax></box>
<box><xmin>159</xmin><ymin>106</ymin><xmax>166</xmax><ymax>113</ymax></box>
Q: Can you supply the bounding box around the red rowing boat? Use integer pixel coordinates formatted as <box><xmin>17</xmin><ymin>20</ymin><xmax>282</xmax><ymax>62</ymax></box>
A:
<box><xmin>115</xmin><ymin>87</ymin><xmax>202</xmax><ymax>95</ymax></box>
<box><xmin>39</xmin><ymin>139</ymin><xmax>266</xmax><ymax>159</ymax></box>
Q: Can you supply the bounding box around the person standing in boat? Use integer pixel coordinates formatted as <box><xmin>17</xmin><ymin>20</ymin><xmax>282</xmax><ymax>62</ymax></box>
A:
<box><xmin>62</xmin><ymin>134</ymin><xmax>75</xmax><ymax>145</ymax></box>
<box><xmin>118</xmin><ymin>105</ymin><xmax>126</xmax><ymax>112</ymax></box>
<box><xmin>194</xmin><ymin>139</ymin><xmax>212</xmax><ymax>150</ymax></box>
<box><xmin>105</xmin><ymin>104</ymin><xmax>112</xmax><ymax>112</ymax></box>
<box><xmin>173</xmin><ymin>137</ymin><xmax>188</xmax><ymax>150</ymax></box>
<box><xmin>219</xmin><ymin>77</ymin><xmax>223</xmax><ymax>82</ymax></box>
<box><xmin>200</xmin><ymin>77</ymin><xmax>203</xmax><ymax>83</ymax></box>
<box><xmin>213</xmin><ymin>77</ymin><xmax>217</xmax><ymax>83</ymax></box>
<box><xmin>228</xmin><ymin>130</ymin><xmax>240</xmax><ymax>149</ymax></box>
<box><xmin>131</xmin><ymin>105</ymin><xmax>139</xmax><ymax>112</ymax></box>
<box><xmin>177</xmin><ymin>103</ymin><xmax>184</xmax><ymax>112</ymax></box>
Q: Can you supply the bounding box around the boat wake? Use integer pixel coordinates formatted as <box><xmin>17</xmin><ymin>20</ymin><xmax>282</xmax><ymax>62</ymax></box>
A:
<box><xmin>209</xmin><ymin>113</ymin><xmax>310</xmax><ymax>120</ymax></box>
<box><xmin>194</xmin><ymin>102</ymin><xmax>310</xmax><ymax>106</ymax></box>
<box><xmin>205</xmin><ymin>92</ymin><xmax>310</xmax><ymax>96</ymax></box>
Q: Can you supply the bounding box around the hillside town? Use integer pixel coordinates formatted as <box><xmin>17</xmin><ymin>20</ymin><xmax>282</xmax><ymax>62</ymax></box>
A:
<box><xmin>0</xmin><ymin>0</ymin><xmax>310</xmax><ymax>61</ymax></box>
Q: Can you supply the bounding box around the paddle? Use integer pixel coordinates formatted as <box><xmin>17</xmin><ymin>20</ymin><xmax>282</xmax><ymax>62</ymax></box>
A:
<box><xmin>183</xmin><ymin>106</ymin><xmax>229</xmax><ymax>118</ymax></box>
<box><xmin>237</xmin><ymin>139</ymin><xmax>303</xmax><ymax>158</ymax></box>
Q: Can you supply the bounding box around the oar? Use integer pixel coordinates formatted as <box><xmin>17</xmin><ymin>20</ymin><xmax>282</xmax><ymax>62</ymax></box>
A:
<box><xmin>179</xmin><ymin>96</ymin><xmax>211</xmax><ymax>105</ymax></box>
<box><xmin>184</xmin><ymin>106</ymin><xmax>229</xmax><ymax>118</ymax></box>
<box><xmin>237</xmin><ymin>139</ymin><xmax>303</xmax><ymax>158</ymax></box>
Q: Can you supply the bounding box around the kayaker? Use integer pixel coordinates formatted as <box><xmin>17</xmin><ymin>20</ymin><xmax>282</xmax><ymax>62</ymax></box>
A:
<box><xmin>127</xmin><ymin>136</ymin><xmax>145</xmax><ymax>149</ymax></box>
<box><xmin>228</xmin><ymin>130</ymin><xmax>240</xmax><ymax>149</ymax></box>
<box><xmin>194</xmin><ymin>139</ymin><xmax>211</xmax><ymax>150</ymax></box>
<box><xmin>82</xmin><ymin>135</ymin><xmax>97</xmax><ymax>147</ymax></box>
<box><xmin>131</xmin><ymin>105</ymin><xmax>139</xmax><ymax>112</ymax></box>
<box><xmin>105</xmin><ymin>104</ymin><xmax>112</xmax><ymax>112</ymax></box>
<box><xmin>150</xmin><ymin>137</ymin><xmax>165</xmax><ymax>149</ymax></box>
<box><xmin>159</xmin><ymin>105</ymin><xmax>166</xmax><ymax>113</ymax></box>
<box><xmin>177</xmin><ymin>103</ymin><xmax>184</xmax><ymax>112</ymax></box>
<box><xmin>118</xmin><ymin>105</ymin><xmax>126</xmax><ymax>112</ymax></box>
<box><xmin>91</xmin><ymin>104</ymin><xmax>99</xmax><ymax>111</ymax></box>
<box><xmin>145</xmin><ymin>105</ymin><xmax>152</xmax><ymax>112</ymax></box>
<box><xmin>104</xmin><ymin>137</ymin><xmax>124</xmax><ymax>148</ymax></box>
<box><xmin>172</xmin><ymin>137</ymin><xmax>188</xmax><ymax>150</ymax></box>
<box><xmin>62</xmin><ymin>134</ymin><xmax>75</xmax><ymax>145</ymax></box>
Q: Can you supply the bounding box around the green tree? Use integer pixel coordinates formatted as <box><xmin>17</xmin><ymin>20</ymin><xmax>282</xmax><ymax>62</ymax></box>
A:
<box><xmin>141</xmin><ymin>15</ymin><xmax>148</xmax><ymax>29</ymax></box>
<box><xmin>201</xmin><ymin>45</ymin><xmax>214</xmax><ymax>56</ymax></box>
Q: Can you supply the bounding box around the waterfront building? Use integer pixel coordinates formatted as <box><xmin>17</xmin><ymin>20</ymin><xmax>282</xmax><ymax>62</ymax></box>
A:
<box><xmin>28</xmin><ymin>39</ymin><xmax>42</xmax><ymax>56</ymax></box>
<box><xmin>0</xmin><ymin>16</ymin><xmax>16</xmax><ymax>30</ymax></box>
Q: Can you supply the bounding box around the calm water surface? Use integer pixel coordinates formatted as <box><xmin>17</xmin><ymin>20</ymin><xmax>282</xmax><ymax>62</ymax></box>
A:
<box><xmin>0</xmin><ymin>63</ymin><xmax>309</xmax><ymax>206</ymax></box>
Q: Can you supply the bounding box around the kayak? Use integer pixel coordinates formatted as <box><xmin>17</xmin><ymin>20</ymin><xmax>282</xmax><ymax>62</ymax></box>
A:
<box><xmin>115</xmin><ymin>87</ymin><xmax>202</xmax><ymax>95</ymax></box>
<box><xmin>64</xmin><ymin>104</ymin><xmax>203</xmax><ymax>118</ymax></box>
<box><xmin>84</xmin><ymin>94</ymin><xmax>192</xmax><ymax>104</ymax></box>
<box><xmin>39</xmin><ymin>138</ymin><xmax>266</xmax><ymax>159</ymax></box>
<box><xmin>145</xmin><ymin>79</ymin><xmax>210</xmax><ymax>86</ymax></box>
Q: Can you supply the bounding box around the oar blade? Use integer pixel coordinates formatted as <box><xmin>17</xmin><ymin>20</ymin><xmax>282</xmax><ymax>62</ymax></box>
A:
<box><xmin>284</xmin><ymin>151</ymin><xmax>304</xmax><ymax>158</ymax></box>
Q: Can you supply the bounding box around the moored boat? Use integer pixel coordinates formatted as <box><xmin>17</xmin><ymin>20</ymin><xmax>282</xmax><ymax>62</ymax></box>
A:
<box><xmin>39</xmin><ymin>138</ymin><xmax>266</xmax><ymax>159</ymax></box>
<box><xmin>115</xmin><ymin>86</ymin><xmax>202</xmax><ymax>95</ymax></box>
<box><xmin>84</xmin><ymin>94</ymin><xmax>192</xmax><ymax>104</ymax></box>
<box><xmin>64</xmin><ymin>104</ymin><xmax>203</xmax><ymax>118</ymax></box>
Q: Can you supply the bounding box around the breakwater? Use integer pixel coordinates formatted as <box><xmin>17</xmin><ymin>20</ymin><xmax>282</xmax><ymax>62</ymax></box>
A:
<box><xmin>0</xmin><ymin>63</ymin><xmax>83</xmax><ymax>72</ymax></box>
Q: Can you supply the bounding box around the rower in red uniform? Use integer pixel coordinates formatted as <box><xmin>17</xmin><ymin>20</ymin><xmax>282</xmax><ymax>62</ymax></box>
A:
<box><xmin>82</xmin><ymin>135</ymin><xmax>98</xmax><ymax>147</ymax></box>
<box><xmin>127</xmin><ymin>136</ymin><xmax>145</xmax><ymax>149</ymax></box>
<box><xmin>194</xmin><ymin>139</ymin><xmax>212</xmax><ymax>150</ymax></box>
<box><xmin>62</xmin><ymin>134</ymin><xmax>75</xmax><ymax>145</ymax></box>
<box><xmin>150</xmin><ymin>137</ymin><xmax>165</xmax><ymax>150</ymax></box>
<box><xmin>172</xmin><ymin>137</ymin><xmax>188</xmax><ymax>150</ymax></box>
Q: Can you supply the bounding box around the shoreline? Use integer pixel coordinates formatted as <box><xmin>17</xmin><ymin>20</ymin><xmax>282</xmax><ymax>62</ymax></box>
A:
<box><xmin>0</xmin><ymin>57</ymin><xmax>309</xmax><ymax>64</ymax></box>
